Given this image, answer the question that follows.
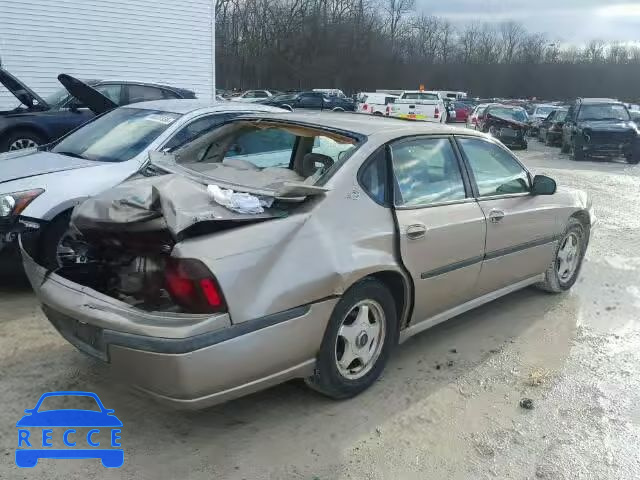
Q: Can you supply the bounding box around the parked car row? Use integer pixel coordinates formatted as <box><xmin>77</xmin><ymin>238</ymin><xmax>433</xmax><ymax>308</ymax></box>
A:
<box><xmin>531</xmin><ymin>98</ymin><xmax>639</xmax><ymax>163</ymax></box>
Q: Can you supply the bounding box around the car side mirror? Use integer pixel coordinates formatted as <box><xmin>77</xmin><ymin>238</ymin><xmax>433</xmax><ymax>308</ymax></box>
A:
<box><xmin>531</xmin><ymin>175</ymin><xmax>556</xmax><ymax>195</ymax></box>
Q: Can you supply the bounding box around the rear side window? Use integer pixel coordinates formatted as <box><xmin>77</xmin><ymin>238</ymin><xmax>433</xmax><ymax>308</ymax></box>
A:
<box><xmin>94</xmin><ymin>84</ymin><xmax>122</xmax><ymax>105</ymax></box>
<box><xmin>127</xmin><ymin>85</ymin><xmax>166</xmax><ymax>103</ymax></box>
<box><xmin>390</xmin><ymin>138</ymin><xmax>466</xmax><ymax>207</ymax></box>
<box><xmin>359</xmin><ymin>148</ymin><xmax>388</xmax><ymax>205</ymax></box>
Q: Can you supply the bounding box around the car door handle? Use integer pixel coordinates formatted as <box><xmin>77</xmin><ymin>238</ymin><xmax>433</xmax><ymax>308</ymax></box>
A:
<box><xmin>406</xmin><ymin>224</ymin><xmax>427</xmax><ymax>240</ymax></box>
<box><xmin>489</xmin><ymin>209</ymin><xmax>505</xmax><ymax>223</ymax></box>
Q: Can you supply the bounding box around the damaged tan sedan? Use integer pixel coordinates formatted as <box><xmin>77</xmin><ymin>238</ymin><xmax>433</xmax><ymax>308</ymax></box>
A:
<box><xmin>22</xmin><ymin>112</ymin><xmax>595</xmax><ymax>408</ymax></box>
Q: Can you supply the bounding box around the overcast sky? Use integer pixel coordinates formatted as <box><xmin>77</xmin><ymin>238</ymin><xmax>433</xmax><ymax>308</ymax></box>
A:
<box><xmin>418</xmin><ymin>0</ymin><xmax>640</xmax><ymax>45</ymax></box>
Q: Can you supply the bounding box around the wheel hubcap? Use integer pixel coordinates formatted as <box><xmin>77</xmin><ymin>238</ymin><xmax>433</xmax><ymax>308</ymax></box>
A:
<box><xmin>9</xmin><ymin>138</ymin><xmax>38</xmax><ymax>150</ymax></box>
<box><xmin>335</xmin><ymin>300</ymin><xmax>386</xmax><ymax>380</ymax></box>
<box><xmin>557</xmin><ymin>232</ymin><xmax>581</xmax><ymax>282</ymax></box>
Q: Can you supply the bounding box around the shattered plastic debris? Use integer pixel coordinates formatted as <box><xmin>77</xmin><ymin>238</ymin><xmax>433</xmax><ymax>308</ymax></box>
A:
<box><xmin>207</xmin><ymin>184</ymin><xmax>274</xmax><ymax>214</ymax></box>
<box><xmin>519</xmin><ymin>398</ymin><xmax>534</xmax><ymax>410</ymax></box>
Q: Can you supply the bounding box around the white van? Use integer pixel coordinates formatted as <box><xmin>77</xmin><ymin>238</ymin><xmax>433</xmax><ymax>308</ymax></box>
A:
<box><xmin>357</xmin><ymin>92</ymin><xmax>398</xmax><ymax>115</ymax></box>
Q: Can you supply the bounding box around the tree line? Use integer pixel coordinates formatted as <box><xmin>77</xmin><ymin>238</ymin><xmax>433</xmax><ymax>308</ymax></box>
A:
<box><xmin>214</xmin><ymin>0</ymin><xmax>640</xmax><ymax>100</ymax></box>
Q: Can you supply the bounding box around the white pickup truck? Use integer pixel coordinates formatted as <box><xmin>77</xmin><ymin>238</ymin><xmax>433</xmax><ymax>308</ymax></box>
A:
<box><xmin>389</xmin><ymin>90</ymin><xmax>447</xmax><ymax>123</ymax></box>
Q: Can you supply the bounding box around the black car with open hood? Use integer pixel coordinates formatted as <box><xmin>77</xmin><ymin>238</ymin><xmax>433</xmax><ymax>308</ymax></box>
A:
<box><xmin>0</xmin><ymin>66</ymin><xmax>196</xmax><ymax>152</ymax></box>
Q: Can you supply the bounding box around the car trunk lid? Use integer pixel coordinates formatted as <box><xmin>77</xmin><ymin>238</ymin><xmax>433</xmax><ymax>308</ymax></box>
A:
<box><xmin>0</xmin><ymin>66</ymin><xmax>50</xmax><ymax>110</ymax></box>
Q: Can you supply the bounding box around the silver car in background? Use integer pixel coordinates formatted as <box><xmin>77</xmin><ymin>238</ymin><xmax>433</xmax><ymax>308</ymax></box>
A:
<box><xmin>0</xmin><ymin>100</ymin><xmax>285</xmax><ymax>267</ymax></box>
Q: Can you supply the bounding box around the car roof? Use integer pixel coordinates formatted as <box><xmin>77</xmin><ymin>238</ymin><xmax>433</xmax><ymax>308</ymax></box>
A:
<box><xmin>578</xmin><ymin>98</ymin><xmax>621</xmax><ymax>104</ymax></box>
<box><xmin>122</xmin><ymin>99</ymin><xmax>286</xmax><ymax>114</ymax></box>
<box><xmin>235</xmin><ymin>111</ymin><xmax>487</xmax><ymax>138</ymax></box>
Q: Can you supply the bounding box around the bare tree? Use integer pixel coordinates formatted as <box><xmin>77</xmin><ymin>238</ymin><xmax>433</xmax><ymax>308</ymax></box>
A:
<box><xmin>499</xmin><ymin>21</ymin><xmax>525</xmax><ymax>63</ymax></box>
<box><xmin>384</xmin><ymin>0</ymin><xmax>415</xmax><ymax>52</ymax></box>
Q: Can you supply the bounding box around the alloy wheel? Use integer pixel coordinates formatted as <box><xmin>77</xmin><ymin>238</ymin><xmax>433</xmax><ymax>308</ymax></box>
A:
<box><xmin>9</xmin><ymin>138</ymin><xmax>38</xmax><ymax>150</ymax></box>
<box><xmin>557</xmin><ymin>232</ymin><xmax>581</xmax><ymax>282</ymax></box>
<box><xmin>335</xmin><ymin>299</ymin><xmax>386</xmax><ymax>380</ymax></box>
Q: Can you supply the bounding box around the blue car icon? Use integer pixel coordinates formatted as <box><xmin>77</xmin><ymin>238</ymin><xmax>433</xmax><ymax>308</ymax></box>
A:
<box><xmin>16</xmin><ymin>391</ymin><xmax>123</xmax><ymax>468</ymax></box>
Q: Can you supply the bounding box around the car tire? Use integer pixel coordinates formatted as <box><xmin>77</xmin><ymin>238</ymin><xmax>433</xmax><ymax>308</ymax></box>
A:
<box><xmin>305</xmin><ymin>278</ymin><xmax>398</xmax><ymax>400</ymax></box>
<box><xmin>570</xmin><ymin>142</ymin><xmax>585</xmax><ymax>161</ymax></box>
<box><xmin>0</xmin><ymin>129</ymin><xmax>45</xmax><ymax>152</ymax></box>
<box><xmin>38</xmin><ymin>211</ymin><xmax>73</xmax><ymax>270</ymax></box>
<box><xmin>625</xmin><ymin>154</ymin><xmax>640</xmax><ymax>164</ymax></box>
<box><xmin>332</xmin><ymin>107</ymin><xmax>345</xmax><ymax>112</ymax></box>
<box><xmin>536</xmin><ymin>218</ymin><xmax>587</xmax><ymax>293</ymax></box>
<box><xmin>373</xmin><ymin>111</ymin><xmax>383</xmax><ymax>116</ymax></box>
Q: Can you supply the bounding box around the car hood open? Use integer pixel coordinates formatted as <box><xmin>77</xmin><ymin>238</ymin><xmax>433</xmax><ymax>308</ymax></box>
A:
<box><xmin>57</xmin><ymin>74</ymin><xmax>118</xmax><ymax>115</ymax></box>
<box><xmin>0</xmin><ymin>67</ymin><xmax>50</xmax><ymax>110</ymax></box>
<box><xmin>0</xmin><ymin>151</ymin><xmax>98</xmax><ymax>185</ymax></box>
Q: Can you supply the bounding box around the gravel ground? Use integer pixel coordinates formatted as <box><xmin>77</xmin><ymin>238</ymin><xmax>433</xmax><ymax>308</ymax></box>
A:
<box><xmin>1</xmin><ymin>139</ymin><xmax>639</xmax><ymax>479</ymax></box>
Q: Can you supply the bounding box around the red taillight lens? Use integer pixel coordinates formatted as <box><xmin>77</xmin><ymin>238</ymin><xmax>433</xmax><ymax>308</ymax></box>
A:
<box><xmin>434</xmin><ymin>107</ymin><xmax>440</xmax><ymax>118</ymax></box>
<box><xmin>363</xmin><ymin>103</ymin><xmax>368</xmax><ymax>111</ymax></box>
<box><xmin>165</xmin><ymin>258</ymin><xmax>226</xmax><ymax>313</ymax></box>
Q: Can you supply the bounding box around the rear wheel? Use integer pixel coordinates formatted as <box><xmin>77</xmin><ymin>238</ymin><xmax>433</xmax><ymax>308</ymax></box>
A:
<box><xmin>626</xmin><ymin>154</ymin><xmax>640</xmax><ymax>164</ymax></box>
<box><xmin>0</xmin><ymin>129</ymin><xmax>45</xmax><ymax>152</ymax></box>
<box><xmin>536</xmin><ymin>218</ymin><xmax>587</xmax><ymax>293</ymax></box>
<box><xmin>305</xmin><ymin>278</ymin><xmax>398</xmax><ymax>399</ymax></box>
<box><xmin>571</xmin><ymin>142</ymin><xmax>585</xmax><ymax>161</ymax></box>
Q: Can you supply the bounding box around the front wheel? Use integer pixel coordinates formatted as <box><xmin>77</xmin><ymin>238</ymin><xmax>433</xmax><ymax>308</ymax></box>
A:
<box><xmin>0</xmin><ymin>129</ymin><xmax>45</xmax><ymax>152</ymax></box>
<box><xmin>305</xmin><ymin>278</ymin><xmax>398</xmax><ymax>399</ymax></box>
<box><xmin>626</xmin><ymin>154</ymin><xmax>640</xmax><ymax>164</ymax></box>
<box><xmin>536</xmin><ymin>218</ymin><xmax>587</xmax><ymax>293</ymax></box>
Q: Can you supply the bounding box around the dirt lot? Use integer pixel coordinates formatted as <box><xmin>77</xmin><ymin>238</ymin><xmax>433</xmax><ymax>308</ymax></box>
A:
<box><xmin>1</xmin><ymin>139</ymin><xmax>639</xmax><ymax>479</ymax></box>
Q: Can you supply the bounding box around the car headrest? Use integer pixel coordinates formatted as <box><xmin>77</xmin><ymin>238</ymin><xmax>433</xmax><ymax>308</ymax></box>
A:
<box><xmin>298</xmin><ymin>153</ymin><xmax>334</xmax><ymax>178</ymax></box>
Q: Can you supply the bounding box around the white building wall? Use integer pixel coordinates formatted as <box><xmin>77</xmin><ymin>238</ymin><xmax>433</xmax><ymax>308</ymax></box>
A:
<box><xmin>0</xmin><ymin>0</ymin><xmax>215</xmax><ymax>109</ymax></box>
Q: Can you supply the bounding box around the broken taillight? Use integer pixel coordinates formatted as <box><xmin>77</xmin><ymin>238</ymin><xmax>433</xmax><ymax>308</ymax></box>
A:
<box><xmin>164</xmin><ymin>257</ymin><xmax>226</xmax><ymax>313</ymax></box>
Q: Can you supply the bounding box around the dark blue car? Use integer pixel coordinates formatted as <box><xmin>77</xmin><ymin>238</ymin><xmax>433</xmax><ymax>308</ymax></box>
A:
<box><xmin>0</xmin><ymin>67</ymin><xmax>196</xmax><ymax>152</ymax></box>
<box><xmin>15</xmin><ymin>391</ymin><xmax>123</xmax><ymax>468</ymax></box>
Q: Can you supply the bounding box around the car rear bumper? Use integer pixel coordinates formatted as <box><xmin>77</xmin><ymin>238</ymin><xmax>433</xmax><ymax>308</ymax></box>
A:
<box><xmin>21</xmin><ymin>240</ymin><xmax>336</xmax><ymax>409</ymax></box>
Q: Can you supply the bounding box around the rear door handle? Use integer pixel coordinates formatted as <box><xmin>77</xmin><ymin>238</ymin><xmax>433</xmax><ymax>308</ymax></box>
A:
<box><xmin>406</xmin><ymin>224</ymin><xmax>427</xmax><ymax>240</ymax></box>
<box><xmin>489</xmin><ymin>209</ymin><xmax>505</xmax><ymax>223</ymax></box>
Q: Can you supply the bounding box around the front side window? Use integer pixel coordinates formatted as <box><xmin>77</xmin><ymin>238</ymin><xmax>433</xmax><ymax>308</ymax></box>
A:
<box><xmin>127</xmin><ymin>85</ymin><xmax>166</xmax><ymax>104</ymax></box>
<box><xmin>458</xmin><ymin>138</ymin><xmax>530</xmax><ymax>197</ymax></box>
<box><xmin>52</xmin><ymin>108</ymin><xmax>180</xmax><ymax>162</ymax></box>
<box><xmin>390</xmin><ymin>138</ymin><xmax>466</xmax><ymax>207</ymax></box>
<box><xmin>94</xmin><ymin>84</ymin><xmax>122</xmax><ymax>104</ymax></box>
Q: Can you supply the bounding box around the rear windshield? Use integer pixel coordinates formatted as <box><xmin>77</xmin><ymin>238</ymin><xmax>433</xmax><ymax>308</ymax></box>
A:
<box><xmin>488</xmin><ymin>107</ymin><xmax>528</xmax><ymax>123</ymax></box>
<box><xmin>169</xmin><ymin>120</ymin><xmax>360</xmax><ymax>188</ymax></box>
<box><xmin>403</xmin><ymin>92</ymin><xmax>439</xmax><ymax>100</ymax></box>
